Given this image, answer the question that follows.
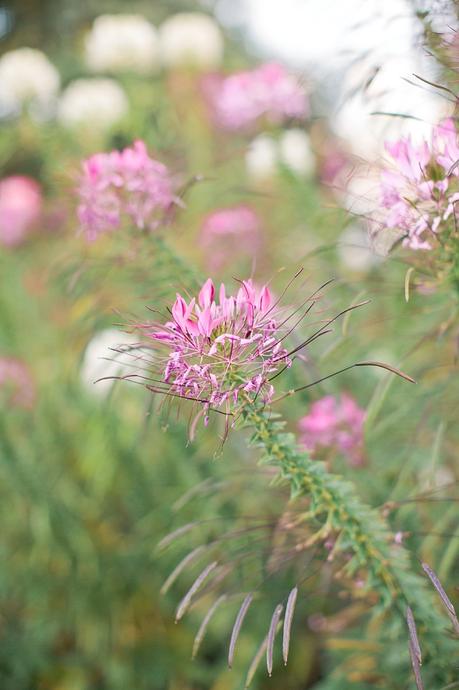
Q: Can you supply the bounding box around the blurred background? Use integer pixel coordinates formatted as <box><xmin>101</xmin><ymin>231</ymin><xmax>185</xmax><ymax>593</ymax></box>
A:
<box><xmin>0</xmin><ymin>1</ymin><xmax>458</xmax><ymax>689</ymax></box>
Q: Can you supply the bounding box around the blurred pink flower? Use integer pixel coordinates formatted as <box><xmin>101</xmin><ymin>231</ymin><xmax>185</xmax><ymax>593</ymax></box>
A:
<box><xmin>377</xmin><ymin>118</ymin><xmax>459</xmax><ymax>250</ymax></box>
<box><xmin>77</xmin><ymin>140</ymin><xmax>180</xmax><ymax>241</ymax></box>
<box><xmin>200</xmin><ymin>205</ymin><xmax>261</xmax><ymax>270</ymax></box>
<box><xmin>0</xmin><ymin>357</ymin><xmax>35</xmax><ymax>408</ymax></box>
<box><xmin>208</xmin><ymin>62</ymin><xmax>308</xmax><ymax>131</ymax></box>
<box><xmin>320</xmin><ymin>149</ymin><xmax>348</xmax><ymax>187</ymax></box>
<box><xmin>0</xmin><ymin>176</ymin><xmax>43</xmax><ymax>247</ymax></box>
<box><xmin>298</xmin><ymin>393</ymin><xmax>366</xmax><ymax>466</ymax></box>
<box><xmin>138</xmin><ymin>278</ymin><xmax>291</xmax><ymax>423</ymax></box>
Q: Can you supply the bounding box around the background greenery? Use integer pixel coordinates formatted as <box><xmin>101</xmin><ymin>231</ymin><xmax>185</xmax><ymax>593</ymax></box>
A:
<box><xmin>0</xmin><ymin>1</ymin><xmax>458</xmax><ymax>689</ymax></box>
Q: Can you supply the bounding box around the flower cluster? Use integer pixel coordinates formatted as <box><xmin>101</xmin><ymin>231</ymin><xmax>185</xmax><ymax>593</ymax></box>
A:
<box><xmin>200</xmin><ymin>205</ymin><xmax>261</xmax><ymax>270</ymax></box>
<box><xmin>59</xmin><ymin>79</ymin><xmax>129</xmax><ymax>131</ymax></box>
<box><xmin>377</xmin><ymin>118</ymin><xmax>459</xmax><ymax>250</ymax></box>
<box><xmin>84</xmin><ymin>14</ymin><xmax>159</xmax><ymax>74</ymax></box>
<box><xmin>298</xmin><ymin>394</ymin><xmax>366</xmax><ymax>466</ymax></box>
<box><xmin>0</xmin><ymin>48</ymin><xmax>60</xmax><ymax>115</ymax></box>
<box><xmin>158</xmin><ymin>12</ymin><xmax>223</xmax><ymax>70</ymax></box>
<box><xmin>208</xmin><ymin>62</ymin><xmax>309</xmax><ymax>131</ymax></box>
<box><xmin>140</xmin><ymin>278</ymin><xmax>291</xmax><ymax>421</ymax></box>
<box><xmin>0</xmin><ymin>176</ymin><xmax>43</xmax><ymax>247</ymax></box>
<box><xmin>0</xmin><ymin>357</ymin><xmax>35</xmax><ymax>408</ymax></box>
<box><xmin>77</xmin><ymin>140</ymin><xmax>179</xmax><ymax>241</ymax></box>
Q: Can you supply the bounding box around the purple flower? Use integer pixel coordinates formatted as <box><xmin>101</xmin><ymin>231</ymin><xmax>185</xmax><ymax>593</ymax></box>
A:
<box><xmin>77</xmin><ymin>140</ymin><xmax>180</xmax><ymax>241</ymax></box>
<box><xmin>0</xmin><ymin>357</ymin><xmax>35</xmax><ymax>408</ymax></box>
<box><xmin>200</xmin><ymin>205</ymin><xmax>261</xmax><ymax>270</ymax></box>
<box><xmin>138</xmin><ymin>278</ymin><xmax>291</xmax><ymax>422</ymax></box>
<box><xmin>0</xmin><ymin>176</ymin><xmax>43</xmax><ymax>247</ymax></box>
<box><xmin>377</xmin><ymin>118</ymin><xmax>459</xmax><ymax>250</ymax></box>
<box><xmin>208</xmin><ymin>62</ymin><xmax>309</xmax><ymax>131</ymax></box>
<box><xmin>298</xmin><ymin>394</ymin><xmax>366</xmax><ymax>466</ymax></box>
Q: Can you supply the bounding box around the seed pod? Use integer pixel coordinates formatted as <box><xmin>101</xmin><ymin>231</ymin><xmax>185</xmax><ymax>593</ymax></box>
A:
<box><xmin>406</xmin><ymin>606</ymin><xmax>422</xmax><ymax>666</ymax></box>
<box><xmin>283</xmin><ymin>586</ymin><xmax>298</xmax><ymax>665</ymax></box>
<box><xmin>192</xmin><ymin>594</ymin><xmax>227</xmax><ymax>659</ymax></box>
<box><xmin>228</xmin><ymin>593</ymin><xmax>254</xmax><ymax>668</ymax></box>
<box><xmin>160</xmin><ymin>545</ymin><xmax>205</xmax><ymax>595</ymax></box>
<box><xmin>267</xmin><ymin>604</ymin><xmax>283</xmax><ymax>677</ymax></box>
<box><xmin>422</xmin><ymin>562</ymin><xmax>459</xmax><ymax>634</ymax></box>
<box><xmin>175</xmin><ymin>561</ymin><xmax>218</xmax><ymax>621</ymax></box>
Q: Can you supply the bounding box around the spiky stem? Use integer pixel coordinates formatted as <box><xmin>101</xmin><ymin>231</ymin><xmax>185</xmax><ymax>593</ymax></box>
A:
<box><xmin>240</xmin><ymin>400</ymin><xmax>457</xmax><ymax>681</ymax></box>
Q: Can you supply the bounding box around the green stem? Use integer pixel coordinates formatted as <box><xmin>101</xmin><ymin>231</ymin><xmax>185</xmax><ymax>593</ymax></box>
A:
<box><xmin>242</xmin><ymin>401</ymin><xmax>400</xmax><ymax>601</ymax></box>
<box><xmin>240</xmin><ymin>400</ymin><xmax>457</xmax><ymax>679</ymax></box>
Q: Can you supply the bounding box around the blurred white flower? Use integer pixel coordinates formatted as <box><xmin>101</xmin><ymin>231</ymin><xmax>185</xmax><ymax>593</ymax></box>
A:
<box><xmin>80</xmin><ymin>328</ymin><xmax>142</xmax><ymax>397</ymax></box>
<box><xmin>158</xmin><ymin>13</ymin><xmax>224</xmax><ymax>69</ymax></box>
<box><xmin>245</xmin><ymin>134</ymin><xmax>277</xmax><ymax>182</ymax></box>
<box><xmin>57</xmin><ymin>78</ymin><xmax>128</xmax><ymax>129</ymax></box>
<box><xmin>84</xmin><ymin>14</ymin><xmax>159</xmax><ymax>74</ymax></box>
<box><xmin>337</xmin><ymin>223</ymin><xmax>380</xmax><ymax>272</ymax></box>
<box><xmin>279</xmin><ymin>128</ymin><xmax>315</xmax><ymax>176</ymax></box>
<box><xmin>0</xmin><ymin>47</ymin><xmax>59</xmax><ymax>115</ymax></box>
<box><xmin>333</xmin><ymin>54</ymin><xmax>450</xmax><ymax>159</ymax></box>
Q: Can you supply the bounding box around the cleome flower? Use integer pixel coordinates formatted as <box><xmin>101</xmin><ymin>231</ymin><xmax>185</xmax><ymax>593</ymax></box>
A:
<box><xmin>376</xmin><ymin>117</ymin><xmax>459</xmax><ymax>250</ymax></box>
<box><xmin>58</xmin><ymin>78</ymin><xmax>129</xmax><ymax>131</ymax></box>
<box><xmin>77</xmin><ymin>140</ymin><xmax>179</xmax><ymax>242</ymax></box>
<box><xmin>84</xmin><ymin>14</ymin><xmax>160</xmax><ymax>75</ymax></box>
<box><xmin>200</xmin><ymin>205</ymin><xmax>261</xmax><ymax>271</ymax></box>
<box><xmin>207</xmin><ymin>62</ymin><xmax>309</xmax><ymax>131</ymax></box>
<box><xmin>137</xmin><ymin>278</ymin><xmax>292</xmax><ymax>422</ymax></box>
<box><xmin>298</xmin><ymin>393</ymin><xmax>366</xmax><ymax>466</ymax></box>
<box><xmin>0</xmin><ymin>175</ymin><xmax>43</xmax><ymax>247</ymax></box>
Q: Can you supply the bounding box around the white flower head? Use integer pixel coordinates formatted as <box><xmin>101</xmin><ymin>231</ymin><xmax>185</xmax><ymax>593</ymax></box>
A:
<box><xmin>0</xmin><ymin>48</ymin><xmax>60</xmax><ymax>115</ymax></box>
<box><xmin>158</xmin><ymin>13</ymin><xmax>224</xmax><ymax>69</ymax></box>
<box><xmin>57</xmin><ymin>78</ymin><xmax>128</xmax><ymax>130</ymax></box>
<box><xmin>279</xmin><ymin>128</ymin><xmax>315</xmax><ymax>177</ymax></box>
<box><xmin>245</xmin><ymin>134</ymin><xmax>278</xmax><ymax>183</ymax></box>
<box><xmin>80</xmin><ymin>328</ymin><xmax>143</xmax><ymax>397</ymax></box>
<box><xmin>85</xmin><ymin>14</ymin><xmax>159</xmax><ymax>74</ymax></box>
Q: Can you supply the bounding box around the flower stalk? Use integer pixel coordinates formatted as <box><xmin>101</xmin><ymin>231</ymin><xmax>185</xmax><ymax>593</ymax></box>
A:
<box><xmin>238</xmin><ymin>397</ymin><xmax>458</xmax><ymax>681</ymax></box>
<box><xmin>240</xmin><ymin>399</ymin><xmax>400</xmax><ymax>600</ymax></box>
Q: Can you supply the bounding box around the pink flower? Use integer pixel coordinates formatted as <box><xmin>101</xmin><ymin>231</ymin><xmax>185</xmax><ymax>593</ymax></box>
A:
<box><xmin>0</xmin><ymin>176</ymin><xmax>43</xmax><ymax>247</ymax></box>
<box><xmin>298</xmin><ymin>394</ymin><xmax>366</xmax><ymax>466</ymax></box>
<box><xmin>320</xmin><ymin>149</ymin><xmax>348</xmax><ymax>187</ymax></box>
<box><xmin>0</xmin><ymin>357</ymin><xmax>35</xmax><ymax>408</ymax></box>
<box><xmin>200</xmin><ymin>205</ymin><xmax>261</xmax><ymax>271</ymax></box>
<box><xmin>77</xmin><ymin>140</ymin><xmax>180</xmax><ymax>241</ymax></box>
<box><xmin>208</xmin><ymin>62</ymin><xmax>309</xmax><ymax>131</ymax></box>
<box><xmin>137</xmin><ymin>278</ymin><xmax>291</xmax><ymax>423</ymax></box>
<box><xmin>376</xmin><ymin>118</ymin><xmax>459</xmax><ymax>250</ymax></box>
